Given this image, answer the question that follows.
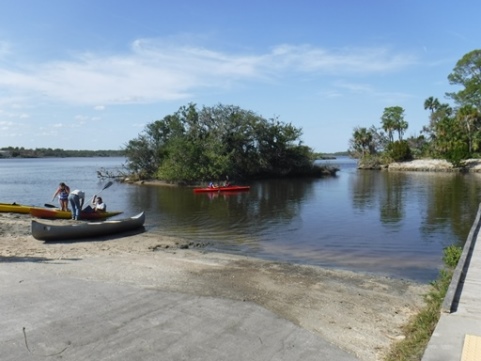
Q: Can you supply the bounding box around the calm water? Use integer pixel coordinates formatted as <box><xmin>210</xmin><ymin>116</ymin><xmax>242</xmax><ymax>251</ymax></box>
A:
<box><xmin>1</xmin><ymin>156</ymin><xmax>480</xmax><ymax>283</ymax></box>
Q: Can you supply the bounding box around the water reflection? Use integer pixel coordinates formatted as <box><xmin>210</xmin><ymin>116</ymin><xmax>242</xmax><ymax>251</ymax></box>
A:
<box><xmin>2</xmin><ymin>156</ymin><xmax>480</xmax><ymax>282</ymax></box>
<box><xmin>138</xmin><ymin>178</ymin><xmax>316</xmax><ymax>245</ymax></box>
<box><xmin>350</xmin><ymin>169</ymin><xmax>481</xmax><ymax>248</ymax></box>
<box><xmin>125</xmin><ymin>164</ymin><xmax>481</xmax><ymax>283</ymax></box>
<box><xmin>423</xmin><ymin>173</ymin><xmax>481</xmax><ymax>244</ymax></box>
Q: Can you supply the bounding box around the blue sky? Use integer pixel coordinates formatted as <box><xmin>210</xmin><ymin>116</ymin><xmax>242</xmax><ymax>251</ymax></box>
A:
<box><xmin>0</xmin><ymin>1</ymin><xmax>479</xmax><ymax>153</ymax></box>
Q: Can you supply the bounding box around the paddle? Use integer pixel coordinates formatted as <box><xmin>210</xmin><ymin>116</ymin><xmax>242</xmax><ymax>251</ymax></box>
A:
<box><xmin>44</xmin><ymin>203</ymin><xmax>57</xmax><ymax>208</ymax></box>
<box><xmin>83</xmin><ymin>181</ymin><xmax>114</xmax><ymax>210</ymax></box>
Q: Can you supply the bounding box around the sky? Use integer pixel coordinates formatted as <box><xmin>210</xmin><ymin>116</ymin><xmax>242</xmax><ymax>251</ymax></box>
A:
<box><xmin>0</xmin><ymin>1</ymin><xmax>480</xmax><ymax>153</ymax></box>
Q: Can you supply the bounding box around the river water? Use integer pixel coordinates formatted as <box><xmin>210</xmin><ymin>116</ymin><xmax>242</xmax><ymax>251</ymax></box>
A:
<box><xmin>1</xmin><ymin>156</ymin><xmax>480</xmax><ymax>283</ymax></box>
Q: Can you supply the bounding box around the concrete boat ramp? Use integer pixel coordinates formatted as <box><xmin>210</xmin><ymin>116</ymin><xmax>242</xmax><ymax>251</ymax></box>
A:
<box><xmin>0</xmin><ymin>259</ymin><xmax>358</xmax><ymax>361</ymax></box>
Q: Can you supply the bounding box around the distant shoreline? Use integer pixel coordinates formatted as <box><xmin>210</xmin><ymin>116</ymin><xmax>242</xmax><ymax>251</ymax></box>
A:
<box><xmin>0</xmin><ymin>149</ymin><xmax>124</xmax><ymax>159</ymax></box>
<box><xmin>388</xmin><ymin>159</ymin><xmax>481</xmax><ymax>172</ymax></box>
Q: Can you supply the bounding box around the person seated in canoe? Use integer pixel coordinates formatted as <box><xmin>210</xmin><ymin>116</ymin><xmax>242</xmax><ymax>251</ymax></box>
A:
<box><xmin>208</xmin><ymin>182</ymin><xmax>219</xmax><ymax>188</ymax></box>
<box><xmin>223</xmin><ymin>176</ymin><xmax>231</xmax><ymax>187</ymax></box>
<box><xmin>92</xmin><ymin>196</ymin><xmax>107</xmax><ymax>212</ymax></box>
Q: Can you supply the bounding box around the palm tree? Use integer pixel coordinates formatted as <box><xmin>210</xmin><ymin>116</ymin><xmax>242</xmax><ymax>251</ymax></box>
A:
<box><xmin>423</xmin><ymin>101</ymin><xmax>451</xmax><ymax>142</ymax></box>
<box><xmin>424</xmin><ymin>97</ymin><xmax>440</xmax><ymax>113</ymax></box>
<box><xmin>350</xmin><ymin>127</ymin><xmax>374</xmax><ymax>157</ymax></box>
<box><xmin>397</xmin><ymin>119</ymin><xmax>409</xmax><ymax>141</ymax></box>
<box><xmin>381</xmin><ymin>106</ymin><xmax>405</xmax><ymax>142</ymax></box>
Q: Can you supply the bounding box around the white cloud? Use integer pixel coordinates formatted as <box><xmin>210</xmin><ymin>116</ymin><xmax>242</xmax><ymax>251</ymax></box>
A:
<box><xmin>0</xmin><ymin>38</ymin><xmax>417</xmax><ymax>108</ymax></box>
<box><xmin>0</xmin><ymin>120</ymin><xmax>15</xmax><ymax>130</ymax></box>
<box><xmin>0</xmin><ymin>109</ymin><xmax>30</xmax><ymax>119</ymax></box>
<box><xmin>333</xmin><ymin>80</ymin><xmax>413</xmax><ymax>102</ymax></box>
<box><xmin>267</xmin><ymin>45</ymin><xmax>416</xmax><ymax>74</ymax></box>
<box><xmin>334</xmin><ymin>81</ymin><xmax>375</xmax><ymax>94</ymax></box>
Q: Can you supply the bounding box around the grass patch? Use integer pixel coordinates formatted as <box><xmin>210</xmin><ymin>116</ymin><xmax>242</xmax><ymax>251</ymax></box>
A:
<box><xmin>383</xmin><ymin>245</ymin><xmax>462</xmax><ymax>361</ymax></box>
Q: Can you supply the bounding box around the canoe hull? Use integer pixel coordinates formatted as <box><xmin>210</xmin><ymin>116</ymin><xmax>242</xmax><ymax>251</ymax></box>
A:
<box><xmin>31</xmin><ymin>212</ymin><xmax>145</xmax><ymax>241</ymax></box>
<box><xmin>30</xmin><ymin>207</ymin><xmax>122</xmax><ymax>220</ymax></box>
<box><xmin>0</xmin><ymin>203</ymin><xmax>32</xmax><ymax>214</ymax></box>
<box><xmin>193</xmin><ymin>186</ymin><xmax>250</xmax><ymax>193</ymax></box>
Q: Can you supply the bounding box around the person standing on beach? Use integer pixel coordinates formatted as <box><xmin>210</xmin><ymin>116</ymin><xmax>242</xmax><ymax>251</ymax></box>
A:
<box><xmin>52</xmin><ymin>182</ymin><xmax>70</xmax><ymax>211</ymax></box>
<box><xmin>68</xmin><ymin>189</ymin><xmax>85</xmax><ymax>220</ymax></box>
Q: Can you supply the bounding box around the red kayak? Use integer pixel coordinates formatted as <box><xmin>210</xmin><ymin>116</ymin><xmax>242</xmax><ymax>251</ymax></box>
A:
<box><xmin>193</xmin><ymin>185</ymin><xmax>250</xmax><ymax>193</ymax></box>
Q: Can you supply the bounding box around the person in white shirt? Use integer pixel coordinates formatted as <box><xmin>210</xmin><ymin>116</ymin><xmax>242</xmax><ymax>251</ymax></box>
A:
<box><xmin>68</xmin><ymin>189</ymin><xmax>85</xmax><ymax>220</ymax></box>
<box><xmin>93</xmin><ymin>196</ymin><xmax>107</xmax><ymax>212</ymax></box>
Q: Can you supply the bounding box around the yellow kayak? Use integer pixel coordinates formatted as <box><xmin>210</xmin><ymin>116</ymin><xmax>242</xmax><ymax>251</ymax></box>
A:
<box><xmin>0</xmin><ymin>202</ymin><xmax>33</xmax><ymax>214</ymax></box>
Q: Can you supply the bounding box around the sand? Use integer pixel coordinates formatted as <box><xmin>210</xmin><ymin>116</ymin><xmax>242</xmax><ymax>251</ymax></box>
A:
<box><xmin>0</xmin><ymin>212</ymin><xmax>429</xmax><ymax>361</ymax></box>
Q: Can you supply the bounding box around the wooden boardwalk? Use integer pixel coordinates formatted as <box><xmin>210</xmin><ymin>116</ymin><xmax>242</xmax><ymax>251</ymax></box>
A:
<box><xmin>422</xmin><ymin>204</ymin><xmax>481</xmax><ymax>360</ymax></box>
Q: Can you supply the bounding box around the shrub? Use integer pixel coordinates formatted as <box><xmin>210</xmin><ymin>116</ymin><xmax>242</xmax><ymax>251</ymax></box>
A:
<box><xmin>442</xmin><ymin>244</ymin><xmax>462</xmax><ymax>268</ymax></box>
<box><xmin>444</xmin><ymin>143</ymin><xmax>469</xmax><ymax>167</ymax></box>
<box><xmin>387</xmin><ymin>140</ymin><xmax>413</xmax><ymax>162</ymax></box>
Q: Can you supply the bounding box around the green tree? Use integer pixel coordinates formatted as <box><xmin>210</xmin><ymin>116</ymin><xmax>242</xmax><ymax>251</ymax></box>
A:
<box><xmin>447</xmin><ymin>49</ymin><xmax>481</xmax><ymax>109</ymax></box>
<box><xmin>349</xmin><ymin>126</ymin><xmax>375</xmax><ymax>157</ymax></box>
<box><xmin>386</xmin><ymin>140</ymin><xmax>412</xmax><ymax>162</ymax></box>
<box><xmin>123</xmin><ymin>136</ymin><xmax>158</xmax><ymax>178</ymax></box>
<box><xmin>124</xmin><ymin>103</ymin><xmax>322</xmax><ymax>182</ymax></box>
<box><xmin>422</xmin><ymin>100</ymin><xmax>455</xmax><ymax>158</ymax></box>
<box><xmin>349</xmin><ymin>50</ymin><xmax>481</xmax><ymax>165</ymax></box>
<box><xmin>422</xmin><ymin>97</ymin><xmax>443</xmax><ymax>143</ymax></box>
<box><xmin>424</xmin><ymin>96</ymin><xmax>441</xmax><ymax>114</ymax></box>
<box><xmin>406</xmin><ymin>134</ymin><xmax>429</xmax><ymax>158</ymax></box>
<box><xmin>381</xmin><ymin>106</ymin><xmax>407</xmax><ymax>142</ymax></box>
<box><xmin>457</xmin><ymin>105</ymin><xmax>481</xmax><ymax>154</ymax></box>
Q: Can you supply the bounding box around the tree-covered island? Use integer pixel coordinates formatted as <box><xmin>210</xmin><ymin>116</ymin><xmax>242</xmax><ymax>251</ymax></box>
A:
<box><xmin>124</xmin><ymin>103</ymin><xmax>338</xmax><ymax>184</ymax></box>
<box><xmin>349</xmin><ymin>49</ymin><xmax>481</xmax><ymax>169</ymax></box>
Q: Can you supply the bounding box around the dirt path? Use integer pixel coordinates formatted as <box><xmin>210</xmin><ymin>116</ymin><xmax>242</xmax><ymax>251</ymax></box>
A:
<box><xmin>0</xmin><ymin>212</ymin><xmax>429</xmax><ymax>361</ymax></box>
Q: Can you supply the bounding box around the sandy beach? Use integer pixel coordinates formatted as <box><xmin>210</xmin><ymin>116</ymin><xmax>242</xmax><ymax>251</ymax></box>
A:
<box><xmin>0</xmin><ymin>212</ymin><xmax>429</xmax><ymax>361</ymax></box>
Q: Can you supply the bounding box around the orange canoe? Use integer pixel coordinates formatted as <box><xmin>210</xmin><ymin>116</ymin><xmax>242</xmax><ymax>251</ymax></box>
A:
<box><xmin>30</xmin><ymin>207</ymin><xmax>122</xmax><ymax>220</ymax></box>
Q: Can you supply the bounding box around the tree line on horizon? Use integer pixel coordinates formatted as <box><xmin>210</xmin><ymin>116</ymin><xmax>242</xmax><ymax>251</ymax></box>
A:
<box><xmin>349</xmin><ymin>49</ymin><xmax>481</xmax><ymax>167</ymax></box>
<box><xmin>0</xmin><ymin>147</ymin><xmax>124</xmax><ymax>158</ymax></box>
